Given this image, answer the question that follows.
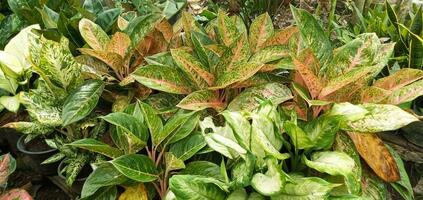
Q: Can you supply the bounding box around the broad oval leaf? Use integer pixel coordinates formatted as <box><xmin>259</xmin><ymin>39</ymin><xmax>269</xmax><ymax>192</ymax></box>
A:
<box><xmin>154</xmin><ymin>110</ymin><xmax>198</xmax><ymax>146</ymax></box>
<box><xmin>304</xmin><ymin>151</ymin><xmax>355</xmax><ymax>176</ymax></box>
<box><xmin>228</xmin><ymin>83</ymin><xmax>292</xmax><ymax>112</ymax></box>
<box><xmin>271</xmin><ymin>176</ymin><xmax>339</xmax><ymax>199</ymax></box>
<box><xmin>106</xmin><ymin>32</ymin><xmax>131</xmax><ymax>57</ymax></box>
<box><xmin>251</xmin><ymin>158</ymin><xmax>285</xmax><ymax>196</ymax></box>
<box><xmin>169</xmin><ymin>133</ymin><xmax>206</xmax><ymax>161</ymax></box>
<box><xmin>212</xmin><ymin>61</ymin><xmax>264</xmax><ymax>89</ymax></box>
<box><xmin>138</xmin><ymin>101</ymin><xmax>163</xmax><ymax>136</ymax></box>
<box><xmin>132</xmin><ymin>65</ymin><xmax>193</xmax><ymax>94</ymax></box>
<box><xmin>263</xmin><ymin>26</ymin><xmax>299</xmax><ymax>47</ymax></box>
<box><xmin>79</xmin><ymin>18</ymin><xmax>110</xmax><ymax>50</ymax></box>
<box><xmin>293</xmin><ymin>49</ymin><xmax>323</xmax><ymax>99</ymax></box>
<box><xmin>0</xmin><ymin>95</ymin><xmax>19</xmax><ymax>113</ymax></box>
<box><xmin>62</xmin><ymin>80</ymin><xmax>104</xmax><ymax>126</ymax></box>
<box><xmin>373</xmin><ymin>68</ymin><xmax>423</xmax><ymax>90</ymax></box>
<box><xmin>169</xmin><ymin>175</ymin><xmax>227</xmax><ymax>200</ymax></box>
<box><xmin>69</xmin><ymin>138</ymin><xmax>124</xmax><ymax>159</ymax></box>
<box><xmin>81</xmin><ymin>163</ymin><xmax>128</xmax><ymax>198</ymax></box>
<box><xmin>110</xmin><ymin>154</ymin><xmax>158</xmax><ymax>182</ymax></box>
<box><xmin>249</xmin><ymin>13</ymin><xmax>274</xmax><ymax>52</ymax></box>
<box><xmin>171</xmin><ymin>48</ymin><xmax>215</xmax><ymax>88</ymax></box>
<box><xmin>177</xmin><ymin>90</ymin><xmax>225</xmax><ymax>111</ymax></box>
<box><xmin>180</xmin><ymin>161</ymin><xmax>224</xmax><ymax>181</ymax></box>
<box><xmin>217</xmin><ymin>10</ymin><xmax>239</xmax><ymax>47</ymax></box>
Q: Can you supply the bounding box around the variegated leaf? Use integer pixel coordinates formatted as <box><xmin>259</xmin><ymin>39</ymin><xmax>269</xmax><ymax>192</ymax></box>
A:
<box><xmin>359</xmin><ymin>86</ymin><xmax>390</xmax><ymax>103</ymax></box>
<box><xmin>373</xmin><ymin>68</ymin><xmax>423</xmax><ymax>90</ymax></box>
<box><xmin>229</xmin><ymin>73</ymin><xmax>288</xmax><ymax>88</ymax></box>
<box><xmin>30</xmin><ymin>37</ymin><xmax>82</xmax><ymax>94</ymax></box>
<box><xmin>293</xmin><ymin>49</ymin><xmax>323</xmax><ymax>99</ymax></box>
<box><xmin>124</xmin><ymin>14</ymin><xmax>163</xmax><ymax>47</ymax></box>
<box><xmin>228</xmin><ymin>83</ymin><xmax>292</xmax><ymax>111</ymax></box>
<box><xmin>177</xmin><ymin>90</ymin><xmax>225</xmax><ymax>111</ymax></box>
<box><xmin>171</xmin><ymin>48</ymin><xmax>214</xmax><ymax>88</ymax></box>
<box><xmin>212</xmin><ymin>61</ymin><xmax>264</xmax><ymax>89</ymax></box>
<box><xmin>79</xmin><ymin>18</ymin><xmax>110</xmax><ymax>51</ymax></box>
<box><xmin>347</xmin><ymin>132</ymin><xmax>400</xmax><ymax>182</ymax></box>
<box><xmin>263</xmin><ymin>26</ymin><xmax>299</xmax><ymax>47</ymax></box>
<box><xmin>215</xmin><ymin>35</ymin><xmax>250</xmax><ymax>78</ymax></box>
<box><xmin>249</xmin><ymin>13</ymin><xmax>274</xmax><ymax>52</ymax></box>
<box><xmin>291</xmin><ymin>6</ymin><xmax>332</xmax><ymax>65</ymax></box>
<box><xmin>205</xmin><ymin>44</ymin><xmax>227</xmax><ymax>57</ymax></box>
<box><xmin>78</xmin><ymin>48</ymin><xmax>124</xmax><ymax>77</ymax></box>
<box><xmin>3</xmin><ymin>122</ymin><xmax>53</xmax><ymax>135</ymax></box>
<box><xmin>106</xmin><ymin>32</ymin><xmax>131</xmax><ymax>57</ymax></box>
<box><xmin>249</xmin><ymin>45</ymin><xmax>289</xmax><ymax>64</ymax></box>
<box><xmin>217</xmin><ymin>10</ymin><xmax>239</xmax><ymax>46</ymax></box>
<box><xmin>181</xmin><ymin>12</ymin><xmax>203</xmax><ymax>46</ymax></box>
<box><xmin>131</xmin><ymin>65</ymin><xmax>193</xmax><ymax>94</ymax></box>
<box><xmin>384</xmin><ymin>79</ymin><xmax>423</xmax><ymax>105</ymax></box>
<box><xmin>155</xmin><ymin>19</ymin><xmax>173</xmax><ymax>43</ymax></box>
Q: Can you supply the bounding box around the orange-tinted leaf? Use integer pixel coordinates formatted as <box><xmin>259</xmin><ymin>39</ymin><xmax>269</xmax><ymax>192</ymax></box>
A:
<box><xmin>359</xmin><ymin>86</ymin><xmax>390</xmax><ymax>103</ymax></box>
<box><xmin>155</xmin><ymin>19</ymin><xmax>174</xmax><ymax>43</ymax></box>
<box><xmin>384</xmin><ymin>79</ymin><xmax>423</xmax><ymax>105</ymax></box>
<box><xmin>263</xmin><ymin>26</ymin><xmax>299</xmax><ymax>47</ymax></box>
<box><xmin>347</xmin><ymin>132</ymin><xmax>400</xmax><ymax>183</ymax></box>
<box><xmin>373</xmin><ymin>68</ymin><xmax>423</xmax><ymax>90</ymax></box>
<box><xmin>204</xmin><ymin>44</ymin><xmax>227</xmax><ymax>57</ymax></box>
<box><xmin>217</xmin><ymin>10</ymin><xmax>239</xmax><ymax>46</ymax></box>
<box><xmin>250</xmin><ymin>45</ymin><xmax>290</xmax><ymax>64</ymax></box>
<box><xmin>177</xmin><ymin>90</ymin><xmax>225</xmax><ymax>111</ymax></box>
<box><xmin>212</xmin><ymin>62</ymin><xmax>264</xmax><ymax>89</ymax></box>
<box><xmin>181</xmin><ymin>12</ymin><xmax>202</xmax><ymax>46</ymax></box>
<box><xmin>106</xmin><ymin>32</ymin><xmax>131</xmax><ymax>57</ymax></box>
<box><xmin>229</xmin><ymin>73</ymin><xmax>288</xmax><ymax>88</ymax></box>
<box><xmin>78</xmin><ymin>48</ymin><xmax>124</xmax><ymax>76</ymax></box>
<box><xmin>79</xmin><ymin>18</ymin><xmax>110</xmax><ymax>51</ymax></box>
<box><xmin>249</xmin><ymin>13</ymin><xmax>274</xmax><ymax>52</ymax></box>
<box><xmin>293</xmin><ymin>49</ymin><xmax>323</xmax><ymax>99</ymax></box>
<box><xmin>215</xmin><ymin>35</ymin><xmax>250</xmax><ymax>78</ymax></box>
<box><xmin>171</xmin><ymin>49</ymin><xmax>214</xmax><ymax>88</ymax></box>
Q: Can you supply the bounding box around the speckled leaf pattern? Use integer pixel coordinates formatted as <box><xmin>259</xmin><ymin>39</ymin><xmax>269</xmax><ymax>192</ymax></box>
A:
<box><xmin>385</xmin><ymin>79</ymin><xmax>423</xmax><ymax>104</ymax></box>
<box><xmin>106</xmin><ymin>32</ymin><xmax>131</xmax><ymax>57</ymax></box>
<box><xmin>30</xmin><ymin>37</ymin><xmax>82</xmax><ymax>93</ymax></box>
<box><xmin>79</xmin><ymin>18</ymin><xmax>110</xmax><ymax>50</ymax></box>
<box><xmin>177</xmin><ymin>90</ymin><xmax>225</xmax><ymax>111</ymax></box>
<box><xmin>228</xmin><ymin>83</ymin><xmax>292</xmax><ymax>111</ymax></box>
<box><xmin>110</xmin><ymin>154</ymin><xmax>158</xmax><ymax>182</ymax></box>
<box><xmin>229</xmin><ymin>73</ymin><xmax>288</xmax><ymax>88</ymax></box>
<box><xmin>78</xmin><ymin>48</ymin><xmax>124</xmax><ymax>76</ymax></box>
<box><xmin>291</xmin><ymin>6</ymin><xmax>332</xmax><ymax>65</ymax></box>
<box><xmin>171</xmin><ymin>48</ymin><xmax>214</xmax><ymax>88</ymax></box>
<box><xmin>249</xmin><ymin>45</ymin><xmax>290</xmax><ymax>64</ymax></box>
<box><xmin>215</xmin><ymin>35</ymin><xmax>250</xmax><ymax>79</ymax></box>
<box><xmin>341</xmin><ymin>103</ymin><xmax>418</xmax><ymax>132</ymax></box>
<box><xmin>3</xmin><ymin>122</ymin><xmax>52</xmax><ymax>135</ymax></box>
<box><xmin>347</xmin><ymin>132</ymin><xmax>400</xmax><ymax>182</ymax></box>
<box><xmin>263</xmin><ymin>26</ymin><xmax>299</xmax><ymax>47</ymax></box>
<box><xmin>131</xmin><ymin>65</ymin><xmax>193</xmax><ymax>94</ymax></box>
<box><xmin>180</xmin><ymin>12</ymin><xmax>202</xmax><ymax>47</ymax></box>
<box><xmin>373</xmin><ymin>68</ymin><xmax>423</xmax><ymax>90</ymax></box>
<box><xmin>217</xmin><ymin>10</ymin><xmax>239</xmax><ymax>46</ymax></box>
<box><xmin>293</xmin><ymin>49</ymin><xmax>323</xmax><ymax>99</ymax></box>
<box><xmin>249</xmin><ymin>13</ymin><xmax>274</xmax><ymax>52</ymax></box>
<box><xmin>62</xmin><ymin>80</ymin><xmax>104</xmax><ymax>126</ymax></box>
<box><xmin>212</xmin><ymin>61</ymin><xmax>264</xmax><ymax>89</ymax></box>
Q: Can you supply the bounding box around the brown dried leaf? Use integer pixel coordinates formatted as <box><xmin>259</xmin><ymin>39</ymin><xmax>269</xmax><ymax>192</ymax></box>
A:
<box><xmin>347</xmin><ymin>132</ymin><xmax>400</xmax><ymax>183</ymax></box>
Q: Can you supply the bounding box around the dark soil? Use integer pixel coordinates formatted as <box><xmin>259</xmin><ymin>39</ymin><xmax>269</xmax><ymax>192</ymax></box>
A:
<box><xmin>35</xmin><ymin>182</ymin><xmax>70</xmax><ymax>200</ymax></box>
<box><xmin>25</xmin><ymin>138</ymin><xmax>53</xmax><ymax>152</ymax></box>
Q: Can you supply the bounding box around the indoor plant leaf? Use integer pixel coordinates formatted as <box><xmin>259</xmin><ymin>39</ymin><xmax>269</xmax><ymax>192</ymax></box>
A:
<box><xmin>79</xmin><ymin>18</ymin><xmax>110</xmax><ymax>51</ymax></box>
<box><xmin>249</xmin><ymin>12</ymin><xmax>274</xmax><ymax>52</ymax></box>
<box><xmin>177</xmin><ymin>90</ymin><xmax>225</xmax><ymax>111</ymax></box>
<box><xmin>110</xmin><ymin>154</ymin><xmax>158</xmax><ymax>182</ymax></box>
<box><xmin>387</xmin><ymin>145</ymin><xmax>414</xmax><ymax>200</ymax></box>
<box><xmin>165</xmin><ymin>152</ymin><xmax>186</xmax><ymax>171</ymax></box>
<box><xmin>251</xmin><ymin>158</ymin><xmax>286</xmax><ymax>196</ymax></box>
<box><xmin>62</xmin><ymin>80</ymin><xmax>105</xmax><ymax>126</ymax></box>
<box><xmin>180</xmin><ymin>161</ymin><xmax>224</xmax><ymax>181</ymax></box>
<box><xmin>81</xmin><ymin>163</ymin><xmax>128</xmax><ymax>198</ymax></box>
<box><xmin>169</xmin><ymin>175</ymin><xmax>227</xmax><ymax>200</ymax></box>
<box><xmin>271</xmin><ymin>175</ymin><xmax>339</xmax><ymax>199</ymax></box>
<box><xmin>169</xmin><ymin>133</ymin><xmax>207</xmax><ymax>161</ymax></box>
<box><xmin>0</xmin><ymin>95</ymin><xmax>19</xmax><ymax>112</ymax></box>
<box><xmin>69</xmin><ymin>138</ymin><xmax>124</xmax><ymax>159</ymax></box>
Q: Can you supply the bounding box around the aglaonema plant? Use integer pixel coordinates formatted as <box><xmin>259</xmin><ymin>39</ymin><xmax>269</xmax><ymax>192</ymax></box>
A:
<box><xmin>69</xmin><ymin>101</ymin><xmax>205</xmax><ymax>199</ymax></box>
<box><xmin>287</xmin><ymin>6</ymin><xmax>421</xmax><ymax>200</ymax></box>
<box><xmin>166</xmin><ymin>100</ymin><xmax>418</xmax><ymax>199</ymax></box>
<box><xmin>0</xmin><ymin>154</ymin><xmax>32</xmax><ymax>200</ymax></box>
<box><xmin>4</xmin><ymin>34</ymin><xmax>105</xmax><ymax>186</ymax></box>
<box><xmin>131</xmin><ymin>11</ymin><xmax>297</xmax><ymax>112</ymax></box>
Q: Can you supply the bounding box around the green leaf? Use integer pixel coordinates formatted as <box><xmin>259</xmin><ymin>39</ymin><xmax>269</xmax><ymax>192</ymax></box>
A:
<box><xmin>249</xmin><ymin>13</ymin><xmax>274</xmax><ymax>53</ymax></box>
<box><xmin>214</xmin><ymin>35</ymin><xmax>250</xmax><ymax>80</ymax></box>
<box><xmin>138</xmin><ymin>101</ymin><xmax>163</xmax><ymax>137</ymax></box>
<box><xmin>171</xmin><ymin>48</ymin><xmax>215</xmax><ymax>88</ymax></box>
<box><xmin>180</xmin><ymin>161</ymin><xmax>224</xmax><ymax>181</ymax></box>
<box><xmin>221</xmin><ymin>111</ymin><xmax>251</xmax><ymax>149</ymax></box>
<box><xmin>0</xmin><ymin>69</ymin><xmax>18</xmax><ymax>95</ymax></box>
<box><xmin>228</xmin><ymin>83</ymin><xmax>292</xmax><ymax>112</ymax></box>
<box><xmin>62</xmin><ymin>80</ymin><xmax>104</xmax><ymax>126</ymax></box>
<box><xmin>304</xmin><ymin>151</ymin><xmax>356</xmax><ymax>192</ymax></box>
<box><xmin>157</xmin><ymin>0</ymin><xmax>187</xmax><ymax>19</ymax></box>
<box><xmin>231</xmin><ymin>153</ymin><xmax>256</xmax><ymax>188</ymax></box>
<box><xmin>96</xmin><ymin>8</ymin><xmax>121</xmax><ymax>32</ymax></box>
<box><xmin>38</xmin><ymin>5</ymin><xmax>58</xmax><ymax>29</ymax></box>
<box><xmin>169</xmin><ymin>175</ymin><xmax>227</xmax><ymax>200</ymax></box>
<box><xmin>191</xmin><ymin>31</ymin><xmax>215</xmax><ymax>68</ymax></box>
<box><xmin>124</xmin><ymin>14</ymin><xmax>162</xmax><ymax>46</ymax></box>
<box><xmin>283</xmin><ymin>121</ymin><xmax>314</xmax><ymax>149</ymax></box>
<box><xmin>110</xmin><ymin>154</ymin><xmax>158</xmax><ymax>182</ymax></box>
<box><xmin>0</xmin><ymin>95</ymin><xmax>19</xmax><ymax>112</ymax></box>
<box><xmin>0</xmin><ymin>51</ymin><xmax>24</xmax><ymax>79</ymax></box>
<box><xmin>7</xmin><ymin>0</ymin><xmax>41</xmax><ymax>24</ymax></box>
<box><xmin>333</xmin><ymin>103</ymin><xmax>419</xmax><ymax>132</ymax></box>
<box><xmin>131</xmin><ymin>65</ymin><xmax>193</xmax><ymax>94</ymax></box>
<box><xmin>271</xmin><ymin>175</ymin><xmax>339</xmax><ymax>199</ymax></box>
<box><xmin>249</xmin><ymin>45</ymin><xmax>290</xmax><ymax>64</ymax></box>
<box><xmin>42</xmin><ymin>152</ymin><xmax>65</xmax><ymax>164</ymax></box>
<box><xmin>304</xmin><ymin>115</ymin><xmax>341</xmax><ymax>150</ymax></box>
<box><xmin>177</xmin><ymin>90</ymin><xmax>225</xmax><ymax>111</ymax></box>
<box><xmin>291</xmin><ymin>6</ymin><xmax>332</xmax><ymax>65</ymax></box>
<box><xmin>81</xmin><ymin>163</ymin><xmax>128</xmax><ymax>198</ymax></box>
<box><xmin>386</xmin><ymin>78</ymin><xmax>423</xmax><ymax>105</ymax></box>
<box><xmin>387</xmin><ymin>145</ymin><xmax>414</xmax><ymax>200</ymax></box>
<box><xmin>155</xmin><ymin>110</ymin><xmax>198</xmax><ymax>146</ymax></box>
<box><xmin>165</xmin><ymin>152</ymin><xmax>186</xmax><ymax>171</ymax></box>
<box><xmin>217</xmin><ymin>10</ymin><xmax>239</xmax><ymax>46</ymax></box>
<box><xmin>251</xmin><ymin>158</ymin><xmax>286</xmax><ymax>196</ymax></box>
<box><xmin>169</xmin><ymin>133</ymin><xmax>207</xmax><ymax>161</ymax></box>
<box><xmin>30</xmin><ymin>37</ymin><xmax>82</xmax><ymax>94</ymax></box>
<box><xmin>69</xmin><ymin>139</ymin><xmax>124</xmax><ymax>159</ymax></box>
<box><xmin>227</xmin><ymin>189</ymin><xmax>248</xmax><ymax>200</ymax></box>
<box><xmin>3</xmin><ymin>122</ymin><xmax>52</xmax><ymax>135</ymax></box>
<box><xmin>101</xmin><ymin>112</ymin><xmax>149</xmax><ymax>153</ymax></box>
<box><xmin>82</xmin><ymin>186</ymin><xmax>117</xmax><ymax>200</ymax></box>
<box><xmin>4</xmin><ymin>24</ymin><xmax>39</xmax><ymax>71</ymax></box>
<box><xmin>0</xmin><ymin>14</ymin><xmax>25</xmax><ymax>49</ymax></box>
<box><xmin>79</xmin><ymin>18</ymin><xmax>110</xmax><ymax>51</ymax></box>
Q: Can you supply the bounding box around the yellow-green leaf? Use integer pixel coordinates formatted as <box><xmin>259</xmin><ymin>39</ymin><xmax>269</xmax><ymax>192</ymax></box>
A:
<box><xmin>217</xmin><ymin>10</ymin><xmax>239</xmax><ymax>46</ymax></box>
<box><xmin>78</xmin><ymin>48</ymin><xmax>124</xmax><ymax>77</ymax></box>
<box><xmin>177</xmin><ymin>90</ymin><xmax>225</xmax><ymax>111</ymax></box>
<box><xmin>119</xmin><ymin>184</ymin><xmax>148</xmax><ymax>200</ymax></box>
<box><xmin>249</xmin><ymin>13</ymin><xmax>274</xmax><ymax>52</ymax></box>
<box><xmin>106</xmin><ymin>32</ymin><xmax>131</xmax><ymax>57</ymax></box>
<box><xmin>79</xmin><ymin>18</ymin><xmax>110</xmax><ymax>50</ymax></box>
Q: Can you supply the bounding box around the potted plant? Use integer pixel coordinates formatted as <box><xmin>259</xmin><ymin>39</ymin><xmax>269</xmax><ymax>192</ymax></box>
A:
<box><xmin>0</xmin><ymin>154</ymin><xmax>33</xmax><ymax>200</ymax></box>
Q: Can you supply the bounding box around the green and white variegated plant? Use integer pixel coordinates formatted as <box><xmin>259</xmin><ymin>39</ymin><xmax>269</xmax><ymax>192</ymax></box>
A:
<box><xmin>0</xmin><ymin>25</ymin><xmax>40</xmax><ymax>113</ymax></box>
<box><xmin>131</xmin><ymin>11</ymin><xmax>296</xmax><ymax>112</ymax></box>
